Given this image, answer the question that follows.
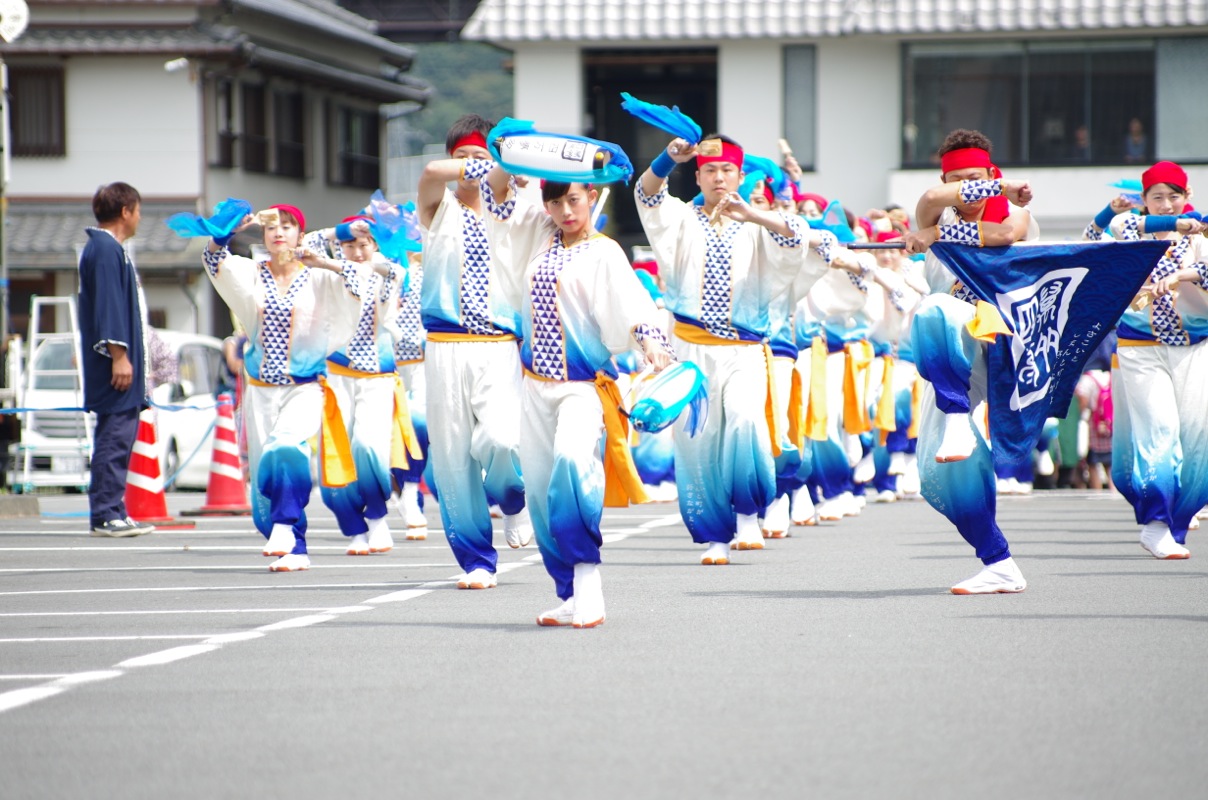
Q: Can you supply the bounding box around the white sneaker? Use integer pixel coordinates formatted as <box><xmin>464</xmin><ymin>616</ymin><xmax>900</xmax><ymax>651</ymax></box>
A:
<box><xmin>853</xmin><ymin>453</ymin><xmax>876</xmax><ymax>484</ymax></box>
<box><xmin>936</xmin><ymin>412</ymin><xmax>977</xmax><ymax>463</ymax></box>
<box><xmin>1037</xmin><ymin>450</ymin><xmax>1055</xmax><ymax>477</ymax></box>
<box><xmin>733</xmin><ymin>513</ymin><xmax>764</xmax><ymax>550</ymax></box>
<box><xmin>1139</xmin><ymin>522</ymin><xmax>1190</xmax><ymax>560</ymax></box>
<box><xmin>950</xmin><ymin>557</ymin><xmax>1027</xmax><ymax>594</ymax></box>
<box><xmin>899</xmin><ymin>454</ymin><xmax>921</xmax><ymax>495</ymax></box>
<box><xmin>504</xmin><ymin>509</ymin><xmax>533</xmax><ymax>549</ymax></box>
<box><xmin>457</xmin><ymin>568</ymin><xmax>498</xmax><ymax>589</ymax></box>
<box><xmin>790</xmin><ymin>486</ymin><xmax>818</xmax><ymax>526</ymax></box>
<box><xmin>537</xmin><ymin>598</ymin><xmax>575</xmax><ymax>626</ymax></box>
<box><xmin>571</xmin><ymin>563</ymin><xmax>605</xmax><ymax>628</ymax></box>
<box><xmin>762</xmin><ymin>494</ymin><xmax>791</xmax><ymax>538</ymax></box>
<box><xmin>1198</xmin><ymin>507</ymin><xmax>1208</xmax><ymax>520</ymax></box>
<box><xmin>888</xmin><ymin>451</ymin><xmax>907</xmax><ymax>476</ymax></box>
<box><xmin>346</xmin><ymin>533</ymin><xmax>370</xmax><ymax>556</ymax></box>
<box><xmin>849</xmin><ymin>492</ymin><xmax>866</xmax><ymax>512</ymax></box>
<box><xmin>875</xmin><ymin>489</ymin><xmax>898</xmax><ymax>503</ymax></box>
<box><xmin>488</xmin><ymin>504</ymin><xmax>503</xmax><ymax>519</ymax></box>
<box><xmin>263</xmin><ymin>524</ymin><xmax>295</xmax><ymax>557</ymax></box>
<box><xmin>654</xmin><ymin>481</ymin><xmax>678</xmax><ymax>502</ymax></box>
<box><xmin>817</xmin><ymin>497</ymin><xmax>844</xmax><ymax>522</ymax></box>
<box><xmin>1015</xmin><ymin>480</ymin><xmax>1033</xmax><ymax>495</ymax></box>
<box><xmin>367</xmin><ymin>517</ymin><xmax>393</xmax><ymax>553</ymax></box>
<box><xmin>700</xmin><ymin>541</ymin><xmax>730</xmax><ymax>565</ymax></box>
<box><xmin>269</xmin><ymin>553</ymin><xmax>310</xmax><ymax>572</ymax></box>
<box><xmin>397</xmin><ymin>482</ymin><xmax>429</xmax><ymax>529</ymax></box>
<box><xmin>1190</xmin><ymin>516</ymin><xmax>1201</xmax><ymax>531</ymax></box>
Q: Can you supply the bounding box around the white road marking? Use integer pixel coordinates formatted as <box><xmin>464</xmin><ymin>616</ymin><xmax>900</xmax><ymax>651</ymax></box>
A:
<box><xmin>0</xmin><ymin>563</ymin><xmax>459</xmax><ymax>573</ymax></box>
<box><xmin>0</xmin><ymin>581</ymin><xmax>431</xmax><ymax>597</ymax></box>
<box><xmin>119</xmin><ymin>645</ymin><xmax>221</xmax><ymax>667</ymax></box>
<box><xmin>0</xmin><ymin>608</ymin><xmax>342</xmax><ymax>617</ymax></box>
<box><xmin>0</xmin><ymin>635</ymin><xmax>215</xmax><ymax>643</ymax></box>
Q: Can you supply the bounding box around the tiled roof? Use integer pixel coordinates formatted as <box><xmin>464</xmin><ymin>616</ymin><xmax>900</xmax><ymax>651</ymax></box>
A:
<box><xmin>0</xmin><ymin>27</ymin><xmax>240</xmax><ymax>56</ymax></box>
<box><xmin>5</xmin><ymin>203</ymin><xmax>205</xmax><ymax>271</ymax></box>
<box><xmin>234</xmin><ymin>0</ymin><xmax>417</xmax><ymax>65</ymax></box>
<box><xmin>463</xmin><ymin>0</ymin><xmax>1208</xmax><ymax>42</ymax></box>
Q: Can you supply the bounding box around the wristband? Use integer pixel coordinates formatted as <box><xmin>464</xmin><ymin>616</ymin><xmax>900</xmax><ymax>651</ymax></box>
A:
<box><xmin>462</xmin><ymin>157</ymin><xmax>493</xmax><ymax>182</ymax></box>
<box><xmin>651</xmin><ymin>150</ymin><xmax>677</xmax><ymax>179</ymax></box>
<box><xmin>1092</xmin><ymin>204</ymin><xmax>1115</xmax><ymax>231</ymax></box>
<box><xmin>212</xmin><ymin>232</ymin><xmax>234</xmax><ymax>247</ymax></box>
<box><xmin>958</xmin><ymin>179</ymin><xmax>1002</xmax><ymax>205</ymax></box>
<box><xmin>335</xmin><ymin>222</ymin><xmax>356</xmax><ymax>243</ymax></box>
<box><xmin>936</xmin><ymin>220</ymin><xmax>983</xmax><ymax>246</ymax></box>
<box><xmin>1144</xmin><ymin>215</ymin><xmax>1179</xmax><ymax>233</ymax></box>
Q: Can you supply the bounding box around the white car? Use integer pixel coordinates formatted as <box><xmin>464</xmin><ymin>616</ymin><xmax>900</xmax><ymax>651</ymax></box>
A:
<box><xmin>149</xmin><ymin>331</ymin><xmax>230</xmax><ymax>490</ymax></box>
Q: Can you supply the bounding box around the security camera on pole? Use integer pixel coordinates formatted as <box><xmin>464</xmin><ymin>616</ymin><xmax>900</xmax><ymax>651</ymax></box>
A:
<box><xmin>0</xmin><ymin>0</ymin><xmax>30</xmax><ymax>362</ymax></box>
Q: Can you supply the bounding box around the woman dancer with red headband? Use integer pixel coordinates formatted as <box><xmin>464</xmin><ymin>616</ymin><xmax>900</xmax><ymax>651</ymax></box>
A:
<box><xmin>902</xmin><ymin>129</ymin><xmax>1037</xmax><ymax>594</ymax></box>
<box><xmin>1106</xmin><ymin>161</ymin><xmax>1208</xmax><ymax>558</ymax></box>
<box><xmin>204</xmin><ymin>206</ymin><xmax>397</xmax><ymax>572</ymax></box>
<box><xmin>417</xmin><ymin>114</ymin><xmax>531</xmax><ymax>591</ymax></box>
<box><xmin>480</xmin><ymin>168</ymin><xmax>675</xmax><ymax>627</ymax></box>
<box><xmin>635</xmin><ymin>134</ymin><xmax>836</xmax><ymax>565</ymax></box>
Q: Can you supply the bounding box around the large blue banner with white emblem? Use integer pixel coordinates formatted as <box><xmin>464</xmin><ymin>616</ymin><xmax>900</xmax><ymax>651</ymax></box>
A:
<box><xmin>931</xmin><ymin>240</ymin><xmax>1169</xmax><ymax>467</ymax></box>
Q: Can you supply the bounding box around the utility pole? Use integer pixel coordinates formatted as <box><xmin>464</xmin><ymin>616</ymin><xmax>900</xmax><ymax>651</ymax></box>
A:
<box><xmin>0</xmin><ymin>0</ymin><xmax>31</xmax><ymax>377</ymax></box>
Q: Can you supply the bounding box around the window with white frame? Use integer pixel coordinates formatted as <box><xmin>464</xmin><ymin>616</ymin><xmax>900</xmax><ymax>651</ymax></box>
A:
<box><xmin>782</xmin><ymin>45</ymin><xmax>816</xmax><ymax>171</ymax></box>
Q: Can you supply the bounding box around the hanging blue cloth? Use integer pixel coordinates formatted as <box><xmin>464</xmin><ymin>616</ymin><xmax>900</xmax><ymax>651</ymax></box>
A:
<box><xmin>742</xmin><ymin>155</ymin><xmax>787</xmax><ymax>197</ymax></box>
<box><xmin>362</xmin><ymin>192</ymin><xmax>422</xmax><ymax>261</ymax></box>
<box><xmin>166</xmin><ymin>198</ymin><xmax>253</xmax><ymax>239</ymax></box>
<box><xmin>629</xmin><ymin>361</ymin><xmax>709</xmax><ymax>436</ymax></box>
<box><xmin>619</xmin><ymin>92</ymin><xmax>702</xmax><ymax>145</ymax></box>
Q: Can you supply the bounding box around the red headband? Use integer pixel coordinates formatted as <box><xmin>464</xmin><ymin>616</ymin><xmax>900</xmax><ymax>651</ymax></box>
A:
<box><xmin>1141</xmin><ymin>161</ymin><xmax>1188</xmax><ymax>193</ymax></box>
<box><xmin>696</xmin><ymin>141</ymin><xmax>744</xmax><ymax>168</ymax></box>
<box><xmin>760</xmin><ymin>182</ymin><xmax>774</xmax><ymax>206</ymax></box>
<box><xmin>449</xmin><ymin>131</ymin><xmax>488</xmax><ymax>155</ymax></box>
<box><xmin>940</xmin><ymin>147</ymin><xmax>999</xmax><ymax>178</ymax></box>
<box><xmin>798</xmin><ymin>191</ymin><xmax>828</xmax><ymax>210</ymax></box>
<box><xmin>270</xmin><ymin>204</ymin><xmax>306</xmax><ymax>231</ymax></box>
<box><xmin>875</xmin><ymin>230</ymin><xmax>902</xmax><ymax>244</ymax></box>
<box><xmin>337</xmin><ymin>214</ymin><xmax>374</xmax><ymax>242</ymax></box>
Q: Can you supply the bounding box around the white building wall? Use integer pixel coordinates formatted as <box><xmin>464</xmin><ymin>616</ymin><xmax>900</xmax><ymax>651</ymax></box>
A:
<box><xmin>717</xmin><ymin>41</ymin><xmax>781</xmax><ymax>157</ymax></box>
<box><xmin>810</xmin><ymin>38</ymin><xmax>900</xmax><ymax>218</ymax></box>
<box><xmin>8</xmin><ymin>56</ymin><xmax>203</xmax><ymax>198</ymax></box>
<box><xmin>512</xmin><ymin>46</ymin><xmax>582</xmax><ymax>133</ymax></box>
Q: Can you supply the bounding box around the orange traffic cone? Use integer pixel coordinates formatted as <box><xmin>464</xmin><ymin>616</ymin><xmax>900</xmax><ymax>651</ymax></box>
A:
<box><xmin>183</xmin><ymin>393</ymin><xmax>251</xmax><ymax>516</ymax></box>
<box><xmin>125</xmin><ymin>409</ymin><xmax>196</xmax><ymax>529</ymax></box>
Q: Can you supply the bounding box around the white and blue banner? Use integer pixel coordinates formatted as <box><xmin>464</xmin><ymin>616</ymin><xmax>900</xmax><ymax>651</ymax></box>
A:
<box><xmin>932</xmin><ymin>240</ymin><xmax>1169</xmax><ymax>467</ymax></box>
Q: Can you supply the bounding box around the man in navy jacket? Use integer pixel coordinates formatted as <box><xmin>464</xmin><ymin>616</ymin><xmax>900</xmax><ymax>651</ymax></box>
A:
<box><xmin>77</xmin><ymin>182</ymin><xmax>154</xmax><ymax>537</ymax></box>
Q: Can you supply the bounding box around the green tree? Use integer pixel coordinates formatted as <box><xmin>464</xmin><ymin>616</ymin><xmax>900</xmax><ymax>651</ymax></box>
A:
<box><xmin>405</xmin><ymin>41</ymin><xmax>514</xmax><ymax>147</ymax></box>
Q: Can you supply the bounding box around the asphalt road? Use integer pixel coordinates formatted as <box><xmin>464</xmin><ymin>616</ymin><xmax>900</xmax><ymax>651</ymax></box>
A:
<box><xmin>0</xmin><ymin>489</ymin><xmax>1205</xmax><ymax>799</ymax></box>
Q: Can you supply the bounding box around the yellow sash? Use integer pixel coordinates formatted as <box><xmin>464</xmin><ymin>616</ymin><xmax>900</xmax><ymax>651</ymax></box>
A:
<box><xmin>672</xmin><ymin>321</ymin><xmax>783</xmax><ymax>456</ymax></box>
<box><xmin>245</xmin><ymin>375</ymin><xmax>356</xmax><ymax>487</ymax></box>
<box><xmin>874</xmin><ymin>355</ymin><xmax>897</xmax><ymax>445</ymax></box>
<box><xmin>842</xmin><ymin>341</ymin><xmax>874</xmax><ymax>435</ymax></box>
<box><xmin>426</xmin><ymin>331</ymin><xmax>517</xmax><ymax>343</ymax></box>
<box><xmin>906</xmin><ymin>376</ymin><xmax>922</xmax><ymax>439</ymax></box>
<box><xmin>390</xmin><ymin>376</ymin><xmax>423</xmax><ymax>471</ymax></box>
<box><xmin>805</xmin><ymin>335</ymin><xmax>828</xmax><ymax>442</ymax></box>
<box><xmin>966</xmin><ymin>300</ymin><xmax>1013</xmax><ymax>343</ymax></box>
<box><xmin>786</xmin><ymin>364</ymin><xmax>805</xmax><ymax>453</ymax></box>
<box><xmin>325</xmin><ymin>361</ymin><xmax>392</xmax><ymax>380</ymax></box>
<box><xmin>1117</xmin><ymin>338</ymin><xmax>1161</xmax><ymax>347</ymax></box>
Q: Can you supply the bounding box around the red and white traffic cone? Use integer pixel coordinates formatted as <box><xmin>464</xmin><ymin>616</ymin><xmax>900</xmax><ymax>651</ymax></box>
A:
<box><xmin>125</xmin><ymin>409</ymin><xmax>196</xmax><ymax>529</ymax></box>
<box><xmin>183</xmin><ymin>393</ymin><xmax>251</xmax><ymax>516</ymax></box>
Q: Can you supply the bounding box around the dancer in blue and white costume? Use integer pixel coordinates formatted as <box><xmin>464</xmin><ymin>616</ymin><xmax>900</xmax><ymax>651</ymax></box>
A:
<box><xmin>482</xmin><ymin>170</ymin><xmax>674</xmax><ymax>627</ymax></box>
<box><xmin>1106</xmin><ymin>160</ymin><xmax>1208</xmax><ymax>559</ymax></box>
<box><xmin>204</xmin><ymin>206</ymin><xmax>396</xmax><ymax>572</ymax></box>
<box><xmin>390</xmin><ymin>249</ymin><xmax>432</xmax><ymax>539</ymax></box>
<box><xmin>901</xmin><ymin>129</ymin><xmax>1037</xmax><ymax>594</ymax></box>
<box><xmin>309</xmin><ymin>216</ymin><xmax>410</xmax><ymax>557</ymax></box>
<box><xmin>418</xmin><ymin>115</ymin><xmax>531</xmax><ymax>591</ymax></box>
<box><xmin>635</xmin><ymin>134</ymin><xmax>831</xmax><ymax>565</ymax></box>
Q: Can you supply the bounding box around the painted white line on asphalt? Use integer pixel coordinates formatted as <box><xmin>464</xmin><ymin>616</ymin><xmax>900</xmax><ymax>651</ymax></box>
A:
<box><xmin>0</xmin><ymin>545</ymin><xmax>424</xmax><ymax>552</ymax></box>
<box><xmin>56</xmin><ymin>670</ymin><xmax>124</xmax><ymax>686</ymax></box>
<box><xmin>204</xmin><ymin>631</ymin><xmax>265</xmax><ymax>644</ymax></box>
<box><xmin>364</xmin><ymin>588</ymin><xmax>434</xmax><ymax>604</ymax></box>
<box><xmin>0</xmin><ymin>635</ymin><xmax>215</xmax><ymax>643</ymax></box>
<box><xmin>0</xmin><ymin>608</ymin><xmax>339</xmax><ymax>617</ymax></box>
<box><xmin>326</xmin><ymin>605</ymin><xmax>374</xmax><ymax>614</ymax></box>
<box><xmin>0</xmin><ymin>581</ymin><xmax>428</xmax><ymax>597</ymax></box>
<box><xmin>0</xmin><ymin>686</ymin><xmax>66</xmax><ymax>713</ymax></box>
<box><xmin>0</xmin><ymin>674</ymin><xmax>72</xmax><ymax>680</ymax></box>
<box><xmin>0</xmin><ymin>563</ymin><xmax>458</xmax><ymax>573</ymax></box>
<box><xmin>118</xmin><ymin>644</ymin><xmax>221</xmax><ymax>667</ymax></box>
<box><xmin>256</xmin><ymin>614</ymin><xmax>337</xmax><ymax>632</ymax></box>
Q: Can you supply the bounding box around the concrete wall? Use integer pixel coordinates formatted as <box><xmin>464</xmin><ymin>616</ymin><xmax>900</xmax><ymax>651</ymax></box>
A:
<box><xmin>9</xmin><ymin>56</ymin><xmax>203</xmax><ymax>198</ymax></box>
<box><xmin>512</xmin><ymin>45</ymin><xmax>582</xmax><ymax>133</ymax></box>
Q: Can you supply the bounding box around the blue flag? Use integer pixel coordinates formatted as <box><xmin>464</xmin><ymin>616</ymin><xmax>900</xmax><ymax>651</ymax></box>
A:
<box><xmin>619</xmin><ymin>92</ymin><xmax>702</xmax><ymax>144</ymax></box>
<box><xmin>166</xmin><ymin>198</ymin><xmax>252</xmax><ymax>239</ymax></box>
<box><xmin>931</xmin><ymin>240</ymin><xmax>1169</xmax><ymax>467</ymax></box>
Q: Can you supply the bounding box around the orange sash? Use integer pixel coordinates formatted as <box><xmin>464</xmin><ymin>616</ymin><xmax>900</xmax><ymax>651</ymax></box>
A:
<box><xmin>874</xmin><ymin>355</ymin><xmax>897</xmax><ymax>445</ymax></box>
<box><xmin>842</xmin><ymin>341</ymin><xmax>874</xmax><ymax>435</ymax></box>
<box><xmin>805</xmin><ymin>335</ymin><xmax>828</xmax><ymax>442</ymax></box>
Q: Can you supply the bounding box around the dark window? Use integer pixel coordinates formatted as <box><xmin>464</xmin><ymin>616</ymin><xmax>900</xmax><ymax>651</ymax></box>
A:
<box><xmin>902</xmin><ymin>41</ymin><xmax>1155</xmax><ymax>167</ymax></box>
<box><xmin>10</xmin><ymin>66</ymin><xmax>66</xmax><ymax>157</ymax></box>
<box><xmin>782</xmin><ymin>45</ymin><xmax>817</xmax><ymax>171</ymax></box>
<box><xmin>331</xmin><ymin>106</ymin><xmax>380</xmax><ymax>189</ymax></box>
<box><xmin>212</xmin><ymin>78</ymin><xmax>235</xmax><ymax>168</ymax></box>
<box><xmin>272</xmin><ymin>90</ymin><xmax>306</xmax><ymax>178</ymax></box>
<box><xmin>241</xmin><ymin>83</ymin><xmax>268</xmax><ymax>173</ymax></box>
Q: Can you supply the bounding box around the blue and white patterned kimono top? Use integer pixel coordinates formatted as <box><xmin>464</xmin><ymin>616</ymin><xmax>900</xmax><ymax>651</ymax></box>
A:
<box><xmin>634</xmin><ymin>183</ymin><xmax>812</xmax><ymax>341</ymax></box>
<box><xmin>203</xmin><ymin>245</ymin><xmax>372</xmax><ymax>384</ymax></box>
<box><xmin>1109</xmin><ymin>215</ymin><xmax>1208</xmax><ymax>345</ymax></box>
